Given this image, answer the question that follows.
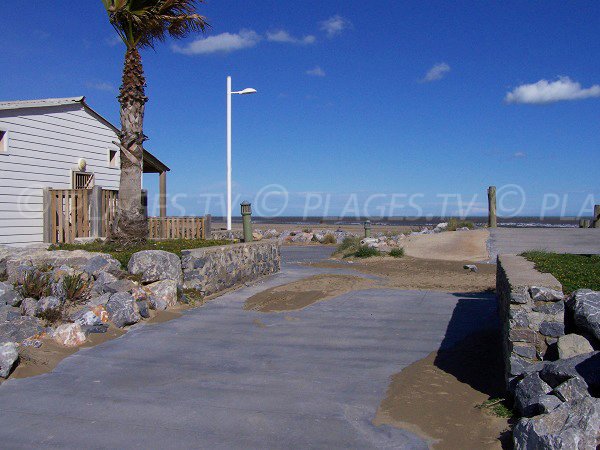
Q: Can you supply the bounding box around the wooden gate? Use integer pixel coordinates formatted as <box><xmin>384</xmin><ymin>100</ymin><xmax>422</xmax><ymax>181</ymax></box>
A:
<box><xmin>102</xmin><ymin>189</ymin><xmax>118</xmax><ymax>236</ymax></box>
<box><xmin>49</xmin><ymin>189</ymin><xmax>90</xmax><ymax>244</ymax></box>
<box><xmin>148</xmin><ymin>217</ymin><xmax>205</xmax><ymax>240</ymax></box>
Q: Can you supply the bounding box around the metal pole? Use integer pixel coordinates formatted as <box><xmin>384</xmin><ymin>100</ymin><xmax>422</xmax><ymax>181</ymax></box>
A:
<box><xmin>226</xmin><ymin>76</ymin><xmax>232</xmax><ymax>231</ymax></box>
<box><xmin>488</xmin><ymin>186</ymin><xmax>497</xmax><ymax>228</ymax></box>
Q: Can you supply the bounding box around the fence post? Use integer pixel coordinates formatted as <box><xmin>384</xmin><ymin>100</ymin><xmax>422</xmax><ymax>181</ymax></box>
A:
<box><xmin>42</xmin><ymin>188</ymin><xmax>53</xmax><ymax>243</ymax></box>
<box><xmin>488</xmin><ymin>186</ymin><xmax>497</xmax><ymax>228</ymax></box>
<box><xmin>89</xmin><ymin>186</ymin><xmax>103</xmax><ymax>238</ymax></box>
<box><xmin>141</xmin><ymin>190</ymin><xmax>148</xmax><ymax>219</ymax></box>
<box><xmin>204</xmin><ymin>214</ymin><xmax>212</xmax><ymax>239</ymax></box>
<box><xmin>594</xmin><ymin>205</ymin><xmax>600</xmax><ymax>228</ymax></box>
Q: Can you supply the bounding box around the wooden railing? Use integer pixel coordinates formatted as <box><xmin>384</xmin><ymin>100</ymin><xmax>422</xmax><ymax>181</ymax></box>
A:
<box><xmin>148</xmin><ymin>217</ymin><xmax>205</xmax><ymax>240</ymax></box>
<box><xmin>45</xmin><ymin>187</ymin><xmax>209</xmax><ymax>243</ymax></box>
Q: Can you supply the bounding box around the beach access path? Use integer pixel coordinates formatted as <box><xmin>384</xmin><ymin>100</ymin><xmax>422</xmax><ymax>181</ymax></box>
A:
<box><xmin>488</xmin><ymin>227</ymin><xmax>600</xmax><ymax>259</ymax></box>
<box><xmin>0</xmin><ymin>247</ymin><xmax>497</xmax><ymax>449</ymax></box>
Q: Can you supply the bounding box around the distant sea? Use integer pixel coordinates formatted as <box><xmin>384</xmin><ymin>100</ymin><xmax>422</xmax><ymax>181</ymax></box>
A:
<box><xmin>216</xmin><ymin>216</ymin><xmax>581</xmax><ymax>228</ymax></box>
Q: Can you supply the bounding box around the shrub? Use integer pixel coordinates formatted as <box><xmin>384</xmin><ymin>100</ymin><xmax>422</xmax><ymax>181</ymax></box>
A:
<box><xmin>37</xmin><ymin>307</ymin><xmax>63</xmax><ymax>325</ymax></box>
<box><xmin>303</xmin><ymin>228</ymin><xmax>312</xmax><ymax>233</ymax></box>
<box><xmin>389</xmin><ymin>248</ymin><xmax>405</xmax><ymax>258</ymax></box>
<box><xmin>337</xmin><ymin>236</ymin><xmax>360</xmax><ymax>252</ymax></box>
<box><xmin>354</xmin><ymin>245</ymin><xmax>380</xmax><ymax>258</ymax></box>
<box><xmin>447</xmin><ymin>218</ymin><xmax>475</xmax><ymax>231</ymax></box>
<box><xmin>320</xmin><ymin>234</ymin><xmax>337</xmax><ymax>245</ymax></box>
<box><xmin>62</xmin><ymin>274</ymin><xmax>90</xmax><ymax>305</ymax></box>
<box><xmin>18</xmin><ymin>270</ymin><xmax>51</xmax><ymax>300</ymax></box>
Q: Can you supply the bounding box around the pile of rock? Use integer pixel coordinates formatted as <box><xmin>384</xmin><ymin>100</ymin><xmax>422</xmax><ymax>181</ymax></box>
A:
<box><xmin>510</xmin><ymin>289</ymin><xmax>600</xmax><ymax>448</ymax></box>
<box><xmin>0</xmin><ymin>247</ymin><xmax>187</xmax><ymax>379</ymax></box>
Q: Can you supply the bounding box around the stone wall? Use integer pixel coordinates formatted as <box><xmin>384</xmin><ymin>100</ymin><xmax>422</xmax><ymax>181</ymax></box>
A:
<box><xmin>181</xmin><ymin>241</ymin><xmax>281</xmax><ymax>297</ymax></box>
<box><xmin>496</xmin><ymin>255</ymin><xmax>565</xmax><ymax>392</ymax></box>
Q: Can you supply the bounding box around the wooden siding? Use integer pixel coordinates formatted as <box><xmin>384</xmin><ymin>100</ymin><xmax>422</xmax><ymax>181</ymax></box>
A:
<box><xmin>0</xmin><ymin>104</ymin><xmax>120</xmax><ymax>246</ymax></box>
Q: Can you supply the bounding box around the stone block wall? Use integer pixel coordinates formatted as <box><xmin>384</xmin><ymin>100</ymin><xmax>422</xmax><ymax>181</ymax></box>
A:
<box><xmin>497</xmin><ymin>255</ymin><xmax>565</xmax><ymax>392</ymax></box>
<box><xmin>181</xmin><ymin>241</ymin><xmax>281</xmax><ymax>297</ymax></box>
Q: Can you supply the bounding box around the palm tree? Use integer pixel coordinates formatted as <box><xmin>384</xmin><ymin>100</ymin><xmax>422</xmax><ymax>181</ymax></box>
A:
<box><xmin>101</xmin><ymin>0</ymin><xmax>207</xmax><ymax>245</ymax></box>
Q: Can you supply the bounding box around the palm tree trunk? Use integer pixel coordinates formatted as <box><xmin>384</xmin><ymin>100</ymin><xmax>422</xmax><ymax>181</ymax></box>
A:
<box><xmin>109</xmin><ymin>47</ymin><xmax>148</xmax><ymax>245</ymax></box>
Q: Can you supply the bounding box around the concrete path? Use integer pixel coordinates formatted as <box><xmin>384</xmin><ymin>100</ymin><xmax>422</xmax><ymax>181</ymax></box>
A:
<box><xmin>0</xmin><ymin>247</ymin><xmax>497</xmax><ymax>449</ymax></box>
<box><xmin>488</xmin><ymin>227</ymin><xmax>600</xmax><ymax>259</ymax></box>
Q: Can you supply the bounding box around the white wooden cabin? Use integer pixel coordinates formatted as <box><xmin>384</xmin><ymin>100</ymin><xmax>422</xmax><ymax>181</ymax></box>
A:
<box><xmin>0</xmin><ymin>97</ymin><xmax>169</xmax><ymax>246</ymax></box>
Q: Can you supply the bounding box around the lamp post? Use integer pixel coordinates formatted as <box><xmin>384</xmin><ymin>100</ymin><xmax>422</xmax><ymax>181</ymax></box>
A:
<box><xmin>226</xmin><ymin>76</ymin><xmax>257</xmax><ymax>231</ymax></box>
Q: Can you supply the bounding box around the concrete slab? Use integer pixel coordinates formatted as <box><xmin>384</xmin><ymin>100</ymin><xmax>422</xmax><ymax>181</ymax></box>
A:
<box><xmin>489</xmin><ymin>227</ymin><xmax>600</xmax><ymax>259</ymax></box>
<box><xmin>0</xmin><ymin>247</ymin><xmax>498</xmax><ymax>449</ymax></box>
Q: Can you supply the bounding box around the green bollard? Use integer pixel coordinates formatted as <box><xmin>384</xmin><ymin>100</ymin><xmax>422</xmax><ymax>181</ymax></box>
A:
<box><xmin>364</xmin><ymin>220</ymin><xmax>372</xmax><ymax>238</ymax></box>
<box><xmin>241</xmin><ymin>201</ymin><xmax>253</xmax><ymax>242</ymax></box>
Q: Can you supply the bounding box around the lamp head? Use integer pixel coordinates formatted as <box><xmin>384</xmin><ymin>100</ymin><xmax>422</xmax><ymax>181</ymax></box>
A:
<box><xmin>237</xmin><ymin>88</ymin><xmax>257</xmax><ymax>95</ymax></box>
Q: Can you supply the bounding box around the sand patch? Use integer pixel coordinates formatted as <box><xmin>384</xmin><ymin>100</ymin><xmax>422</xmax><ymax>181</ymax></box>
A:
<box><xmin>374</xmin><ymin>330</ymin><xmax>510</xmax><ymax>449</ymax></box>
<box><xmin>244</xmin><ymin>274</ymin><xmax>375</xmax><ymax>312</ymax></box>
<box><xmin>310</xmin><ymin>257</ymin><xmax>496</xmax><ymax>293</ymax></box>
<box><xmin>401</xmin><ymin>229</ymin><xmax>490</xmax><ymax>261</ymax></box>
<box><xmin>11</xmin><ymin>327</ymin><xmax>125</xmax><ymax>380</ymax></box>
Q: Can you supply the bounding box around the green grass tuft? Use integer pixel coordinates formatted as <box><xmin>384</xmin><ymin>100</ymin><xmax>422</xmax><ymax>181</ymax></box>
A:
<box><xmin>389</xmin><ymin>247</ymin><xmax>405</xmax><ymax>258</ymax></box>
<box><xmin>50</xmin><ymin>239</ymin><xmax>229</xmax><ymax>269</ymax></box>
<box><xmin>522</xmin><ymin>251</ymin><xmax>600</xmax><ymax>295</ymax></box>
<box><xmin>353</xmin><ymin>245</ymin><xmax>380</xmax><ymax>258</ymax></box>
<box><xmin>447</xmin><ymin>218</ymin><xmax>475</xmax><ymax>231</ymax></box>
<box><xmin>476</xmin><ymin>398</ymin><xmax>514</xmax><ymax>418</ymax></box>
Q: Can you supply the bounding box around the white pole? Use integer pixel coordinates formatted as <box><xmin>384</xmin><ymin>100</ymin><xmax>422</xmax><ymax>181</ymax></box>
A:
<box><xmin>226</xmin><ymin>76</ymin><xmax>232</xmax><ymax>231</ymax></box>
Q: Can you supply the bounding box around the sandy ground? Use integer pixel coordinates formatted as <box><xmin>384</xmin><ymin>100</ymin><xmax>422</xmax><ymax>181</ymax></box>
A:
<box><xmin>244</xmin><ymin>274</ymin><xmax>375</xmax><ymax>312</ymax></box>
<box><xmin>309</xmin><ymin>257</ymin><xmax>496</xmax><ymax>293</ymax></box>
<box><xmin>373</xmin><ymin>330</ymin><xmax>511</xmax><ymax>449</ymax></box>
<box><xmin>401</xmin><ymin>229</ymin><xmax>490</xmax><ymax>261</ymax></box>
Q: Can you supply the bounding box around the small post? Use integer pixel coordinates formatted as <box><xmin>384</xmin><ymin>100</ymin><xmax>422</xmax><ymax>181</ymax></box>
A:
<box><xmin>594</xmin><ymin>205</ymin><xmax>600</xmax><ymax>228</ymax></box>
<box><xmin>579</xmin><ymin>219</ymin><xmax>591</xmax><ymax>229</ymax></box>
<box><xmin>488</xmin><ymin>186</ymin><xmax>497</xmax><ymax>228</ymax></box>
<box><xmin>241</xmin><ymin>202</ymin><xmax>253</xmax><ymax>242</ymax></box>
<box><xmin>364</xmin><ymin>220</ymin><xmax>372</xmax><ymax>238</ymax></box>
<box><xmin>89</xmin><ymin>186</ymin><xmax>103</xmax><ymax>238</ymax></box>
<box><xmin>141</xmin><ymin>189</ymin><xmax>148</xmax><ymax>219</ymax></box>
<box><xmin>42</xmin><ymin>187</ymin><xmax>53</xmax><ymax>243</ymax></box>
<box><xmin>159</xmin><ymin>171</ymin><xmax>167</xmax><ymax>218</ymax></box>
<box><xmin>204</xmin><ymin>214</ymin><xmax>212</xmax><ymax>239</ymax></box>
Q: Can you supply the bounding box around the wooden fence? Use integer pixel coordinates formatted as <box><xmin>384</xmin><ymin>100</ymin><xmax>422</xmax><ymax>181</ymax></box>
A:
<box><xmin>148</xmin><ymin>217</ymin><xmax>205</xmax><ymax>240</ymax></box>
<box><xmin>45</xmin><ymin>187</ymin><xmax>209</xmax><ymax>244</ymax></box>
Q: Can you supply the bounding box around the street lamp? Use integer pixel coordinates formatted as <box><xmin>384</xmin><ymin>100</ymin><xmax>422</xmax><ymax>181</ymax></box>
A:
<box><xmin>226</xmin><ymin>76</ymin><xmax>257</xmax><ymax>231</ymax></box>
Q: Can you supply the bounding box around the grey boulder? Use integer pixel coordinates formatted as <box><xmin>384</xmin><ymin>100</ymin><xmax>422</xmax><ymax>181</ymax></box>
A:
<box><xmin>530</xmin><ymin>286</ymin><xmax>564</xmax><ymax>302</ymax></box>
<box><xmin>20</xmin><ymin>298</ymin><xmax>37</xmax><ymax>317</ymax></box>
<box><xmin>0</xmin><ymin>313</ymin><xmax>43</xmax><ymax>343</ymax></box>
<box><xmin>105</xmin><ymin>292</ymin><xmax>141</xmax><ymax>328</ymax></box>
<box><xmin>553</xmin><ymin>377</ymin><xmax>590</xmax><ymax>403</ymax></box>
<box><xmin>557</xmin><ymin>334</ymin><xmax>594</xmax><ymax>359</ymax></box>
<box><xmin>513</xmin><ymin>395</ymin><xmax>600</xmax><ymax>450</ymax></box>
<box><xmin>567</xmin><ymin>289</ymin><xmax>600</xmax><ymax>342</ymax></box>
<box><xmin>0</xmin><ymin>282</ymin><xmax>23</xmax><ymax>307</ymax></box>
<box><xmin>0</xmin><ymin>342</ymin><xmax>19</xmax><ymax>378</ymax></box>
<box><xmin>83</xmin><ymin>254</ymin><xmax>122</xmax><ymax>277</ymax></box>
<box><xmin>514</xmin><ymin>372</ymin><xmax>552</xmax><ymax>417</ymax></box>
<box><xmin>539</xmin><ymin>352</ymin><xmax>600</xmax><ymax>390</ymax></box>
<box><xmin>127</xmin><ymin>250</ymin><xmax>182</xmax><ymax>285</ymax></box>
<box><xmin>35</xmin><ymin>296</ymin><xmax>62</xmax><ymax>316</ymax></box>
<box><xmin>146</xmin><ymin>280</ymin><xmax>178</xmax><ymax>310</ymax></box>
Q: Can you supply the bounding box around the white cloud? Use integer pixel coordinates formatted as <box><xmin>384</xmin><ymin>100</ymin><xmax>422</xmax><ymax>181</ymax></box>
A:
<box><xmin>421</xmin><ymin>63</ymin><xmax>451</xmax><ymax>82</ymax></box>
<box><xmin>306</xmin><ymin>66</ymin><xmax>326</xmax><ymax>77</ymax></box>
<box><xmin>172</xmin><ymin>29</ymin><xmax>261</xmax><ymax>55</ymax></box>
<box><xmin>266</xmin><ymin>30</ymin><xmax>316</xmax><ymax>45</ymax></box>
<box><xmin>319</xmin><ymin>15</ymin><xmax>352</xmax><ymax>38</ymax></box>
<box><xmin>505</xmin><ymin>76</ymin><xmax>600</xmax><ymax>104</ymax></box>
<box><xmin>86</xmin><ymin>81</ymin><xmax>115</xmax><ymax>92</ymax></box>
<box><xmin>513</xmin><ymin>151</ymin><xmax>526</xmax><ymax>158</ymax></box>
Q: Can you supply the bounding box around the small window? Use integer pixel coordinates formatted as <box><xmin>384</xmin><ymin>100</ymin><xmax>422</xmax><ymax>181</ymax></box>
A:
<box><xmin>0</xmin><ymin>130</ymin><xmax>8</xmax><ymax>153</ymax></box>
<box><xmin>108</xmin><ymin>149</ymin><xmax>118</xmax><ymax>168</ymax></box>
<box><xmin>72</xmin><ymin>171</ymin><xmax>95</xmax><ymax>189</ymax></box>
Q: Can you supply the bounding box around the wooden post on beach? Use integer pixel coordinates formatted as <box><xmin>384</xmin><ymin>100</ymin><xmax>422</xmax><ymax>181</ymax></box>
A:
<box><xmin>593</xmin><ymin>205</ymin><xmax>600</xmax><ymax>228</ymax></box>
<box><xmin>488</xmin><ymin>186</ymin><xmax>497</xmax><ymax>228</ymax></box>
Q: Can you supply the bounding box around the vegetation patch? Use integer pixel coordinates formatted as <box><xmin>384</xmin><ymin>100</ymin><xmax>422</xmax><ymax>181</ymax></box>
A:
<box><xmin>50</xmin><ymin>239</ymin><xmax>229</xmax><ymax>269</ymax></box>
<box><xmin>353</xmin><ymin>245</ymin><xmax>380</xmax><ymax>258</ymax></box>
<box><xmin>446</xmin><ymin>218</ymin><xmax>475</xmax><ymax>231</ymax></box>
<box><xmin>320</xmin><ymin>234</ymin><xmax>337</xmax><ymax>245</ymax></box>
<box><xmin>476</xmin><ymin>398</ymin><xmax>514</xmax><ymax>419</ymax></box>
<box><xmin>334</xmin><ymin>236</ymin><xmax>361</xmax><ymax>257</ymax></box>
<box><xmin>18</xmin><ymin>270</ymin><xmax>52</xmax><ymax>300</ymax></box>
<box><xmin>522</xmin><ymin>251</ymin><xmax>600</xmax><ymax>295</ymax></box>
<box><xmin>389</xmin><ymin>248</ymin><xmax>405</xmax><ymax>258</ymax></box>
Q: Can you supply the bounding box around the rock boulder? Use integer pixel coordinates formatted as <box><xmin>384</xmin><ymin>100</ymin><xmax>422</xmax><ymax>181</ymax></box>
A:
<box><xmin>127</xmin><ymin>250</ymin><xmax>182</xmax><ymax>285</ymax></box>
<box><xmin>105</xmin><ymin>292</ymin><xmax>141</xmax><ymax>328</ymax></box>
<box><xmin>0</xmin><ymin>342</ymin><xmax>18</xmax><ymax>378</ymax></box>
<box><xmin>567</xmin><ymin>289</ymin><xmax>600</xmax><ymax>342</ymax></box>
<box><xmin>557</xmin><ymin>334</ymin><xmax>594</xmax><ymax>359</ymax></box>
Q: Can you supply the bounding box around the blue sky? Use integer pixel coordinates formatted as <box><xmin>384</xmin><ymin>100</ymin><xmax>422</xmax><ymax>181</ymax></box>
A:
<box><xmin>2</xmin><ymin>1</ymin><xmax>600</xmax><ymax>218</ymax></box>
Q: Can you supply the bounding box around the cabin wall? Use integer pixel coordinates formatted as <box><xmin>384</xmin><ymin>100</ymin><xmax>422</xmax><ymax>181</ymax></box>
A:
<box><xmin>0</xmin><ymin>104</ymin><xmax>120</xmax><ymax>246</ymax></box>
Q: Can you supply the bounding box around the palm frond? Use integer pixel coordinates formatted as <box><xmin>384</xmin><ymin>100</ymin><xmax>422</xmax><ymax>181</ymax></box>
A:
<box><xmin>101</xmin><ymin>0</ymin><xmax>209</xmax><ymax>48</ymax></box>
